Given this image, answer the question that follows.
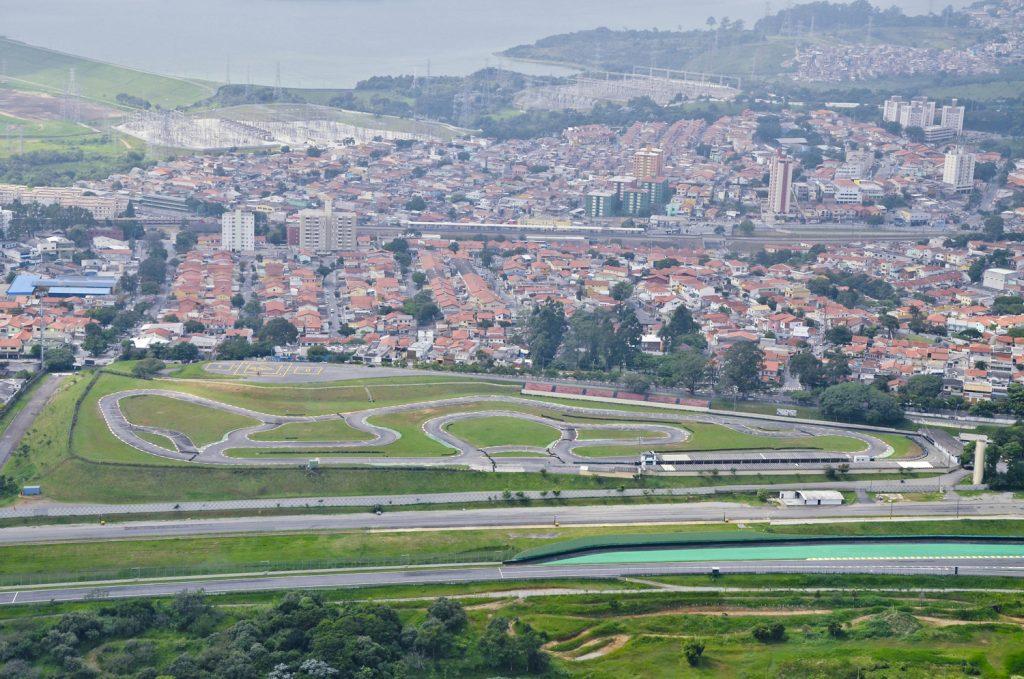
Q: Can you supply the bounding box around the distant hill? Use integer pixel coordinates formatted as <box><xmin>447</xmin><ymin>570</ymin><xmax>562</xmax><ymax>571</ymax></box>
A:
<box><xmin>0</xmin><ymin>37</ymin><xmax>216</xmax><ymax>109</ymax></box>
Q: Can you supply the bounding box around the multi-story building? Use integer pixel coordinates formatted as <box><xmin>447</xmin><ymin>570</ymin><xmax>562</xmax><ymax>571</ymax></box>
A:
<box><xmin>632</xmin><ymin>147</ymin><xmax>664</xmax><ymax>181</ymax></box>
<box><xmin>221</xmin><ymin>209</ymin><xmax>256</xmax><ymax>253</ymax></box>
<box><xmin>940</xmin><ymin>98</ymin><xmax>965</xmax><ymax>135</ymax></box>
<box><xmin>898</xmin><ymin>97</ymin><xmax>936</xmax><ymax>129</ymax></box>
<box><xmin>585</xmin><ymin>191</ymin><xmax>618</xmax><ymax>218</ymax></box>
<box><xmin>298</xmin><ymin>199</ymin><xmax>357</xmax><ymax>253</ymax></box>
<box><xmin>943</xmin><ymin>147</ymin><xmax>976</xmax><ymax>193</ymax></box>
<box><xmin>767</xmin><ymin>154</ymin><xmax>794</xmax><ymax>217</ymax></box>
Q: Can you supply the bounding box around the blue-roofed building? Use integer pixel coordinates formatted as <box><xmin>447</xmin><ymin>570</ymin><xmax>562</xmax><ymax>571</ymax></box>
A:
<box><xmin>6</xmin><ymin>274</ymin><xmax>116</xmax><ymax>297</ymax></box>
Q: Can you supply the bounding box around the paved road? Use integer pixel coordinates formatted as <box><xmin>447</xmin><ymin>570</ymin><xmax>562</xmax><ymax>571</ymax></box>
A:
<box><xmin>97</xmin><ymin>388</ymin><xmax>930</xmax><ymax>472</ymax></box>
<box><xmin>0</xmin><ymin>469</ymin><xmax>971</xmax><ymax>519</ymax></box>
<box><xmin>0</xmin><ymin>557</ymin><xmax>1020</xmax><ymax>605</ymax></box>
<box><xmin>0</xmin><ymin>374</ymin><xmax>61</xmax><ymax>471</ymax></box>
<box><xmin>0</xmin><ymin>497</ymin><xmax>1016</xmax><ymax>545</ymax></box>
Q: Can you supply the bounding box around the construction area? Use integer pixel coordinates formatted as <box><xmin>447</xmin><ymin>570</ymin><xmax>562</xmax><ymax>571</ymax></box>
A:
<box><xmin>515</xmin><ymin>68</ymin><xmax>741</xmax><ymax>112</ymax></box>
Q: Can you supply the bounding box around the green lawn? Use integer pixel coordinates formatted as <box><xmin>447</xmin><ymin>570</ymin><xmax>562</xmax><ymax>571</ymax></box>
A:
<box><xmin>120</xmin><ymin>394</ymin><xmax>259</xmax><ymax>447</ymax></box>
<box><xmin>573</xmin><ymin>422</ymin><xmax>868</xmax><ymax>457</ymax></box>
<box><xmin>250</xmin><ymin>419</ymin><xmax>371</xmax><ymax>443</ymax></box>
<box><xmin>877</xmin><ymin>433</ymin><xmax>922</xmax><ymax>459</ymax></box>
<box><xmin>576</xmin><ymin>427</ymin><xmax>665</xmax><ymax>441</ymax></box>
<box><xmin>445</xmin><ymin>416</ymin><xmax>560</xmax><ymax>449</ymax></box>
<box><xmin>135</xmin><ymin>431</ymin><xmax>176</xmax><ymax>451</ymax></box>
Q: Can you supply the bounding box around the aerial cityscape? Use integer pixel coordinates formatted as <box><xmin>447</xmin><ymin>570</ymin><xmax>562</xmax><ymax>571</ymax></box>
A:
<box><xmin>3</xmin><ymin>0</ymin><xmax>1024</xmax><ymax>676</ymax></box>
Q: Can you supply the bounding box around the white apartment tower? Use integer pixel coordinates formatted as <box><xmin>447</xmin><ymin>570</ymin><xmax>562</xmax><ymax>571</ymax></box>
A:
<box><xmin>298</xmin><ymin>199</ymin><xmax>357</xmax><ymax>253</ymax></box>
<box><xmin>767</xmin><ymin>155</ymin><xmax>794</xmax><ymax>217</ymax></box>
<box><xmin>882</xmin><ymin>96</ymin><xmax>905</xmax><ymax>123</ymax></box>
<box><xmin>220</xmin><ymin>209</ymin><xmax>255</xmax><ymax>252</ymax></box>
<box><xmin>898</xmin><ymin>97</ymin><xmax>936</xmax><ymax>129</ymax></box>
<box><xmin>943</xmin><ymin>147</ymin><xmax>976</xmax><ymax>193</ymax></box>
<box><xmin>940</xmin><ymin>98</ymin><xmax>965</xmax><ymax>135</ymax></box>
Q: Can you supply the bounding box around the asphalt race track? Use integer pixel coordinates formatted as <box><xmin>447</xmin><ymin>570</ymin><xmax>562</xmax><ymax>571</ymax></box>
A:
<box><xmin>99</xmin><ymin>388</ymin><xmax>920</xmax><ymax>473</ymax></box>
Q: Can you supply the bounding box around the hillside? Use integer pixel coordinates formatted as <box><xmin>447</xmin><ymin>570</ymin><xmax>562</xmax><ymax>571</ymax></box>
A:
<box><xmin>0</xmin><ymin>36</ymin><xmax>216</xmax><ymax>109</ymax></box>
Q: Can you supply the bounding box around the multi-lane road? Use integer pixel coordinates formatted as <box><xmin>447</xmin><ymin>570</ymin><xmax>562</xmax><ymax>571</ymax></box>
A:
<box><xmin>2</xmin><ymin>498</ymin><xmax>1021</xmax><ymax>546</ymax></box>
<box><xmin>1</xmin><ymin>557</ymin><xmax>1021</xmax><ymax>606</ymax></box>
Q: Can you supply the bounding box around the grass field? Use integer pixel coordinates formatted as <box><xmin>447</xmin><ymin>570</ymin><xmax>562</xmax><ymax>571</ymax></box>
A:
<box><xmin>250</xmin><ymin>419</ymin><xmax>372</xmax><ymax>442</ymax></box>
<box><xmin>120</xmin><ymin>394</ymin><xmax>259</xmax><ymax>446</ymax></box>
<box><xmin>0</xmin><ymin>367</ymin><xmax>929</xmax><ymax>503</ymax></box>
<box><xmin>445</xmin><ymin>416</ymin><xmax>560</xmax><ymax>449</ymax></box>
<box><xmin>0</xmin><ymin>37</ymin><xmax>214</xmax><ymax>108</ymax></box>
<box><xmin>573</xmin><ymin>422</ymin><xmax>867</xmax><ymax>457</ymax></box>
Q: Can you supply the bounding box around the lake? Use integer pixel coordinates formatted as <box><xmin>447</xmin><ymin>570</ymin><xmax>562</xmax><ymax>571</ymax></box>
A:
<box><xmin>0</xmin><ymin>0</ymin><xmax>972</xmax><ymax>87</ymax></box>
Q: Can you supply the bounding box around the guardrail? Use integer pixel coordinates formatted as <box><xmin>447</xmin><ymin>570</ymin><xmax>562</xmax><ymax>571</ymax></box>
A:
<box><xmin>0</xmin><ymin>549</ymin><xmax>517</xmax><ymax>588</ymax></box>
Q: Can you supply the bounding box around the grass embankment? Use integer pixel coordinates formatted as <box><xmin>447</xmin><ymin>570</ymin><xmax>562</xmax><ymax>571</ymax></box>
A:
<box><xmin>6</xmin><ymin>519</ymin><xmax>1020</xmax><ymax>586</ymax></box>
<box><xmin>120</xmin><ymin>394</ymin><xmax>259</xmax><ymax>446</ymax></box>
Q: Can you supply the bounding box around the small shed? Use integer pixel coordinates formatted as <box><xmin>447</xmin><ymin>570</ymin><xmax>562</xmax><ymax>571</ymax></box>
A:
<box><xmin>779</xmin><ymin>490</ymin><xmax>843</xmax><ymax>506</ymax></box>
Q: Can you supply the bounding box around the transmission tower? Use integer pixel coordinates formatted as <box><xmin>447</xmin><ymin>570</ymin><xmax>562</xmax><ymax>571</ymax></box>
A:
<box><xmin>61</xmin><ymin>68</ymin><xmax>81</xmax><ymax>122</ymax></box>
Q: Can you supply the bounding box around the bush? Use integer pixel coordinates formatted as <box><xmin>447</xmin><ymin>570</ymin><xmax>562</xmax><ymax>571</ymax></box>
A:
<box><xmin>752</xmin><ymin>622</ymin><xmax>786</xmax><ymax>643</ymax></box>
<box><xmin>682</xmin><ymin>639</ymin><xmax>705</xmax><ymax>666</ymax></box>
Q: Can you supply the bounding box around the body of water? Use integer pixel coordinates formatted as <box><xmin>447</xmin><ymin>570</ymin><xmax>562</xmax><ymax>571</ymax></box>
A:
<box><xmin>0</xmin><ymin>0</ymin><xmax>972</xmax><ymax>87</ymax></box>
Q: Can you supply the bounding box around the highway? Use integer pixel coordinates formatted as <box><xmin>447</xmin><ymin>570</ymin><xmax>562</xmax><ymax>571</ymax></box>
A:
<box><xmin>1</xmin><ymin>498</ymin><xmax>1020</xmax><ymax>545</ymax></box>
<box><xmin>0</xmin><ymin>557</ymin><xmax>1021</xmax><ymax>605</ymax></box>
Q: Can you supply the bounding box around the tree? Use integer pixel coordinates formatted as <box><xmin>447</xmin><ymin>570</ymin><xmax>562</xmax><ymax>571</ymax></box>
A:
<box><xmin>258</xmin><ymin>318</ymin><xmax>299</xmax><ymax>347</ymax></box>
<box><xmin>42</xmin><ymin>344</ymin><xmax>75</xmax><ymax>372</ymax></box>
<box><xmin>405</xmin><ymin>196</ymin><xmax>427</xmax><ymax>212</ymax></box>
<box><xmin>610</xmin><ymin>280</ymin><xmax>634</xmax><ymax>301</ymax></box>
<box><xmin>666</xmin><ymin>350</ymin><xmax>711</xmax><ymax>393</ymax></box>
<box><xmin>819</xmin><ymin>382</ymin><xmax>904</xmax><ymax>426</ymax></box>
<box><xmin>183</xmin><ymin>320</ymin><xmax>205</xmax><ymax>334</ymax></box>
<box><xmin>131</xmin><ymin>357</ymin><xmax>166</xmax><ymax>379</ymax></box>
<box><xmin>167</xmin><ymin>342</ymin><xmax>200</xmax><ymax>363</ymax></box>
<box><xmin>402</xmin><ymin>289</ymin><xmax>441</xmax><ymax>325</ymax></box>
<box><xmin>789</xmin><ymin>350</ymin><xmax>827</xmax><ymax>389</ymax></box>
<box><xmin>411</xmin><ymin>271</ymin><xmax>427</xmax><ymax>289</ymax></box>
<box><xmin>526</xmin><ymin>299</ymin><xmax>566</xmax><ymax>368</ymax></box>
<box><xmin>659</xmin><ymin>305</ymin><xmax>697</xmax><ymax>351</ymax></box>
<box><xmin>683</xmin><ymin>639</ymin><xmax>705</xmax><ymax>666</ymax></box>
<box><xmin>174</xmin><ymin>229</ymin><xmax>198</xmax><ymax>253</ymax></box>
<box><xmin>216</xmin><ymin>337</ymin><xmax>254</xmax><ymax>360</ymax></box>
<box><xmin>736</xmin><ymin>219</ymin><xmax>755</xmax><ymax>236</ymax></box>
<box><xmin>624</xmin><ymin>373</ymin><xmax>651</xmax><ymax>394</ymax></box>
<box><xmin>82</xmin><ymin>323</ymin><xmax>111</xmax><ymax>357</ymax></box>
<box><xmin>720</xmin><ymin>340</ymin><xmax>765</xmax><ymax>396</ymax></box>
<box><xmin>901</xmin><ymin>374</ymin><xmax>943</xmax><ymax>410</ymax></box>
<box><xmin>984</xmin><ymin>214</ymin><xmax>1005</xmax><ymax>242</ymax></box>
<box><xmin>824</xmin><ymin>326</ymin><xmax>853</xmax><ymax>345</ymax></box>
<box><xmin>880</xmin><ymin>313</ymin><xmax>900</xmax><ymax>338</ymax></box>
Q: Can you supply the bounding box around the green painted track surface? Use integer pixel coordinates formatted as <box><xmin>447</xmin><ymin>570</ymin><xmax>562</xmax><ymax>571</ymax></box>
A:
<box><xmin>549</xmin><ymin>542</ymin><xmax>1024</xmax><ymax>564</ymax></box>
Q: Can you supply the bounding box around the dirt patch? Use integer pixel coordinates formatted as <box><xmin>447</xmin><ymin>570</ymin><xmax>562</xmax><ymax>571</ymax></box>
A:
<box><xmin>0</xmin><ymin>88</ymin><xmax>118</xmax><ymax>121</ymax></box>
<box><xmin>573</xmin><ymin>635</ymin><xmax>630</xmax><ymax>661</ymax></box>
<box><xmin>621</xmin><ymin>607</ymin><xmax>832</xmax><ymax>619</ymax></box>
<box><xmin>466</xmin><ymin>599</ymin><xmax>512</xmax><ymax>611</ymax></box>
